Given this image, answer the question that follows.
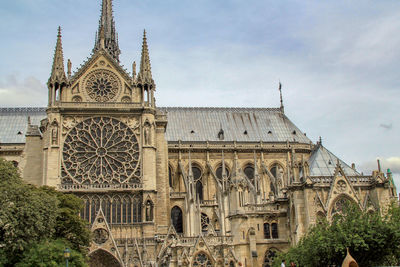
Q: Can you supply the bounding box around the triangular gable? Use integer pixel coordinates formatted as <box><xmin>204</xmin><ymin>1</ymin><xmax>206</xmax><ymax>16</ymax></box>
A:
<box><xmin>363</xmin><ymin>192</ymin><xmax>378</xmax><ymax>211</ymax></box>
<box><xmin>90</xmin><ymin>208</ymin><xmax>124</xmax><ymax>265</ymax></box>
<box><xmin>190</xmin><ymin>234</ymin><xmax>216</xmax><ymax>263</ymax></box>
<box><xmin>70</xmin><ymin>49</ymin><xmax>132</xmax><ymax>85</ymax></box>
<box><xmin>325</xmin><ymin>162</ymin><xmax>360</xmax><ymax>211</ymax></box>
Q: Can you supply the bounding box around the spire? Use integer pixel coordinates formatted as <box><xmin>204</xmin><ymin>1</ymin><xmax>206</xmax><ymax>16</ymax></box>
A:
<box><xmin>48</xmin><ymin>26</ymin><xmax>67</xmax><ymax>86</ymax></box>
<box><xmin>137</xmin><ymin>30</ymin><xmax>154</xmax><ymax>86</ymax></box>
<box><xmin>279</xmin><ymin>81</ymin><xmax>284</xmax><ymax>113</ymax></box>
<box><xmin>93</xmin><ymin>0</ymin><xmax>120</xmax><ymax>61</ymax></box>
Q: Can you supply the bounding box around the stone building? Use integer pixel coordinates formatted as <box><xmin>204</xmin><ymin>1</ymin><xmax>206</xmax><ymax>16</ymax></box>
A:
<box><xmin>0</xmin><ymin>0</ymin><xmax>397</xmax><ymax>266</ymax></box>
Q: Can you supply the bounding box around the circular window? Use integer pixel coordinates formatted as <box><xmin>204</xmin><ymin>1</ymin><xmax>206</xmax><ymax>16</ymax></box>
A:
<box><xmin>62</xmin><ymin>117</ymin><xmax>140</xmax><ymax>185</ymax></box>
<box><xmin>85</xmin><ymin>70</ymin><xmax>120</xmax><ymax>102</ymax></box>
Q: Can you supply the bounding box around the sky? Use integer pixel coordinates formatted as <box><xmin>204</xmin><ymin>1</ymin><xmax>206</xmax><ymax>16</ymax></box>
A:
<box><xmin>0</xmin><ymin>0</ymin><xmax>399</xmax><ymax>189</ymax></box>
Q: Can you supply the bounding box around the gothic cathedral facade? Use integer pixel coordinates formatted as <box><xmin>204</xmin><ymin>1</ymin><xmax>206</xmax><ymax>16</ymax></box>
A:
<box><xmin>0</xmin><ymin>1</ymin><xmax>397</xmax><ymax>266</ymax></box>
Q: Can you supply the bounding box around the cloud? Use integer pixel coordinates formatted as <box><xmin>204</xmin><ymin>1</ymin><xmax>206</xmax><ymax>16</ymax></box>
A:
<box><xmin>0</xmin><ymin>74</ymin><xmax>47</xmax><ymax>107</ymax></box>
<box><xmin>380</xmin><ymin>123</ymin><xmax>393</xmax><ymax>130</ymax></box>
<box><xmin>359</xmin><ymin>157</ymin><xmax>400</xmax><ymax>174</ymax></box>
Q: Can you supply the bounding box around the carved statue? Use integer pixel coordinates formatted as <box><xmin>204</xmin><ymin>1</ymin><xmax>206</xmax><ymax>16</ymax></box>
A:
<box><xmin>144</xmin><ymin>122</ymin><xmax>151</xmax><ymax>145</ymax></box>
<box><xmin>51</xmin><ymin>122</ymin><xmax>58</xmax><ymax>145</ymax></box>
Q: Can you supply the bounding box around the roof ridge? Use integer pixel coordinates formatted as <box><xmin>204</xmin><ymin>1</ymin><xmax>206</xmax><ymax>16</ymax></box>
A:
<box><xmin>159</xmin><ymin>106</ymin><xmax>282</xmax><ymax>111</ymax></box>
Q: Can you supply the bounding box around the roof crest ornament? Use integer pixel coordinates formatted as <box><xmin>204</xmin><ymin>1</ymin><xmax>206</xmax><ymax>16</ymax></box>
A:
<box><xmin>279</xmin><ymin>81</ymin><xmax>284</xmax><ymax>113</ymax></box>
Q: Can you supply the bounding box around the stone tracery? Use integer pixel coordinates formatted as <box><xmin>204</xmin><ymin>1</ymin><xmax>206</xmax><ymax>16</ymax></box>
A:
<box><xmin>62</xmin><ymin>117</ymin><xmax>140</xmax><ymax>185</ymax></box>
<box><xmin>85</xmin><ymin>69</ymin><xmax>120</xmax><ymax>102</ymax></box>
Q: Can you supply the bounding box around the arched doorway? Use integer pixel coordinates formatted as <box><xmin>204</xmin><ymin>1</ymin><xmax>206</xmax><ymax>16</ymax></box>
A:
<box><xmin>89</xmin><ymin>249</ymin><xmax>122</xmax><ymax>267</ymax></box>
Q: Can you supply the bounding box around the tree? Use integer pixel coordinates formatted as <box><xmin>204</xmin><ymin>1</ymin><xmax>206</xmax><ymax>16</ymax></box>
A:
<box><xmin>273</xmin><ymin>202</ymin><xmax>400</xmax><ymax>266</ymax></box>
<box><xmin>16</xmin><ymin>239</ymin><xmax>87</xmax><ymax>267</ymax></box>
<box><xmin>0</xmin><ymin>158</ymin><xmax>90</xmax><ymax>266</ymax></box>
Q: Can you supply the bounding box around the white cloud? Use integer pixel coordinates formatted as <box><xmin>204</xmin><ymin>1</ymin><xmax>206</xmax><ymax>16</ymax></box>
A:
<box><xmin>0</xmin><ymin>75</ymin><xmax>47</xmax><ymax>107</ymax></box>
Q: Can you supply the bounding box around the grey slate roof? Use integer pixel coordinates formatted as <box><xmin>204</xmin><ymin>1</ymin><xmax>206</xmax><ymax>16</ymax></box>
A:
<box><xmin>0</xmin><ymin>108</ymin><xmax>46</xmax><ymax>143</ymax></box>
<box><xmin>0</xmin><ymin>107</ymin><xmax>311</xmax><ymax>144</ymax></box>
<box><xmin>308</xmin><ymin>144</ymin><xmax>360</xmax><ymax>176</ymax></box>
<box><xmin>160</xmin><ymin>107</ymin><xmax>311</xmax><ymax>143</ymax></box>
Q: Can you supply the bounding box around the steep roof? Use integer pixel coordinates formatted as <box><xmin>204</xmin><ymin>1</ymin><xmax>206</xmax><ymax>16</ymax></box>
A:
<box><xmin>308</xmin><ymin>144</ymin><xmax>360</xmax><ymax>176</ymax></box>
<box><xmin>160</xmin><ymin>107</ymin><xmax>311</xmax><ymax>143</ymax></box>
<box><xmin>0</xmin><ymin>107</ymin><xmax>311</xmax><ymax>144</ymax></box>
<box><xmin>0</xmin><ymin>108</ymin><xmax>46</xmax><ymax>143</ymax></box>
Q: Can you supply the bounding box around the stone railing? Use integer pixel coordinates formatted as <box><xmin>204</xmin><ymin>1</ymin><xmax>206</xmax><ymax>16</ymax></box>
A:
<box><xmin>311</xmin><ymin>176</ymin><xmax>373</xmax><ymax>184</ymax></box>
<box><xmin>54</xmin><ymin>102</ymin><xmax>144</xmax><ymax>109</ymax></box>
<box><xmin>59</xmin><ymin>182</ymin><xmax>143</xmax><ymax>191</ymax></box>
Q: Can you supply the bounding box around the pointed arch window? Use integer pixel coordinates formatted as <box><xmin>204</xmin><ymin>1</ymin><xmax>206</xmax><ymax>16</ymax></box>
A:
<box><xmin>263</xmin><ymin>249</ymin><xmax>278</xmax><ymax>267</ymax></box>
<box><xmin>244</xmin><ymin>165</ymin><xmax>255</xmax><ymax>182</ymax></box>
<box><xmin>271</xmin><ymin>223</ymin><xmax>279</xmax><ymax>239</ymax></box>
<box><xmin>201</xmin><ymin>213</ymin><xmax>210</xmax><ymax>232</ymax></box>
<box><xmin>192</xmin><ymin>166</ymin><xmax>203</xmax><ymax>202</ymax></box>
<box><xmin>263</xmin><ymin>223</ymin><xmax>271</xmax><ymax>239</ymax></box>
<box><xmin>216</xmin><ymin>164</ymin><xmax>230</xmax><ymax>183</ymax></box>
<box><xmin>171</xmin><ymin>206</ymin><xmax>183</xmax><ymax>233</ymax></box>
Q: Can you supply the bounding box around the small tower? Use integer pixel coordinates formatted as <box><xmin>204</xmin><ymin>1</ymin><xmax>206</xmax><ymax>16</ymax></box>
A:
<box><xmin>137</xmin><ymin>30</ymin><xmax>156</xmax><ymax>107</ymax></box>
<box><xmin>47</xmin><ymin>27</ymin><xmax>68</xmax><ymax>106</ymax></box>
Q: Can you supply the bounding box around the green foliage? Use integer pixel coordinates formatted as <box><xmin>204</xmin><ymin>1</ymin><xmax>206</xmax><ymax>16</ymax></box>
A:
<box><xmin>273</xmin><ymin>202</ymin><xmax>400</xmax><ymax>267</ymax></box>
<box><xmin>16</xmin><ymin>239</ymin><xmax>88</xmax><ymax>267</ymax></box>
<box><xmin>0</xmin><ymin>158</ymin><xmax>91</xmax><ymax>266</ymax></box>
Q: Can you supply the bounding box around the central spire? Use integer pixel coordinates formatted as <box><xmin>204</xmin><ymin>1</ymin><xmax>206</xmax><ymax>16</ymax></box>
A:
<box><xmin>93</xmin><ymin>0</ymin><xmax>120</xmax><ymax>62</ymax></box>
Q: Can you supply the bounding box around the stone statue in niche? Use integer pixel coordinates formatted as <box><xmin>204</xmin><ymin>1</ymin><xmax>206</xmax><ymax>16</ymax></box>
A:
<box><xmin>145</xmin><ymin>200</ymin><xmax>153</xmax><ymax>221</ymax></box>
<box><xmin>144</xmin><ymin>121</ymin><xmax>151</xmax><ymax>145</ymax></box>
<box><xmin>51</xmin><ymin>120</ymin><xmax>58</xmax><ymax>145</ymax></box>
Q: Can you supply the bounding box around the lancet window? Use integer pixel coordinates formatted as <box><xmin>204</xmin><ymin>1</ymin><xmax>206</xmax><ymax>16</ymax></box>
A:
<box><xmin>263</xmin><ymin>222</ymin><xmax>279</xmax><ymax>239</ymax></box>
<box><xmin>216</xmin><ymin>164</ymin><xmax>230</xmax><ymax>182</ymax></box>
<box><xmin>263</xmin><ymin>249</ymin><xmax>278</xmax><ymax>267</ymax></box>
<box><xmin>171</xmin><ymin>206</ymin><xmax>183</xmax><ymax>233</ymax></box>
<box><xmin>80</xmin><ymin>193</ymin><xmax>142</xmax><ymax>224</ymax></box>
<box><xmin>244</xmin><ymin>165</ymin><xmax>255</xmax><ymax>182</ymax></box>
<box><xmin>192</xmin><ymin>166</ymin><xmax>203</xmax><ymax>202</ymax></box>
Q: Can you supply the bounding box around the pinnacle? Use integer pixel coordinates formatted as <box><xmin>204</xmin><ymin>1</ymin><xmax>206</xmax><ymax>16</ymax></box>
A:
<box><xmin>137</xmin><ymin>29</ymin><xmax>154</xmax><ymax>85</ymax></box>
<box><xmin>48</xmin><ymin>26</ymin><xmax>67</xmax><ymax>86</ymax></box>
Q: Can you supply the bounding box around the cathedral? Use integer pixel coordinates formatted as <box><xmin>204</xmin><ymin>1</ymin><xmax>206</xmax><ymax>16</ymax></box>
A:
<box><xmin>0</xmin><ymin>1</ymin><xmax>397</xmax><ymax>266</ymax></box>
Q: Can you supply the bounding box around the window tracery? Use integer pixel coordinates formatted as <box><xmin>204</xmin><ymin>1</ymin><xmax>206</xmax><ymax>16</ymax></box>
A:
<box><xmin>192</xmin><ymin>252</ymin><xmax>212</xmax><ymax>267</ymax></box>
<box><xmin>80</xmin><ymin>193</ymin><xmax>142</xmax><ymax>224</ymax></box>
<box><xmin>201</xmin><ymin>213</ymin><xmax>210</xmax><ymax>232</ymax></box>
<box><xmin>216</xmin><ymin>164</ymin><xmax>230</xmax><ymax>182</ymax></box>
<box><xmin>244</xmin><ymin>165</ymin><xmax>254</xmax><ymax>182</ymax></box>
<box><xmin>62</xmin><ymin>117</ymin><xmax>140</xmax><ymax>185</ymax></box>
<box><xmin>85</xmin><ymin>70</ymin><xmax>120</xmax><ymax>102</ymax></box>
<box><xmin>192</xmin><ymin>166</ymin><xmax>203</xmax><ymax>202</ymax></box>
<box><xmin>263</xmin><ymin>249</ymin><xmax>277</xmax><ymax>267</ymax></box>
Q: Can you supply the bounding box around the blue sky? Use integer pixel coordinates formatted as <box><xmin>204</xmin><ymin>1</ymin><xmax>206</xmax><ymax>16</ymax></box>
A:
<box><xmin>0</xmin><ymin>0</ymin><xmax>399</xmax><ymax>188</ymax></box>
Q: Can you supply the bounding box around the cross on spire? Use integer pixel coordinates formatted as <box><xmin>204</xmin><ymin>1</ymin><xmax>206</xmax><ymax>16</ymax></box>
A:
<box><xmin>93</xmin><ymin>0</ymin><xmax>120</xmax><ymax>62</ymax></box>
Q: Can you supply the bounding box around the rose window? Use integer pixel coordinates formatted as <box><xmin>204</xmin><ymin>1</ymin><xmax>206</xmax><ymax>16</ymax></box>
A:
<box><xmin>62</xmin><ymin>117</ymin><xmax>140</xmax><ymax>185</ymax></box>
<box><xmin>192</xmin><ymin>253</ymin><xmax>212</xmax><ymax>267</ymax></box>
<box><xmin>85</xmin><ymin>70</ymin><xmax>120</xmax><ymax>102</ymax></box>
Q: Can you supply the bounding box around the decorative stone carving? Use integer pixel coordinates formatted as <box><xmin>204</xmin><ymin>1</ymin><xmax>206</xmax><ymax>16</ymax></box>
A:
<box><xmin>144</xmin><ymin>121</ymin><xmax>151</xmax><ymax>145</ymax></box>
<box><xmin>62</xmin><ymin>117</ymin><xmax>140</xmax><ymax>184</ymax></box>
<box><xmin>51</xmin><ymin>120</ymin><xmax>59</xmax><ymax>145</ymax></box>
<box><xmin>85</xmin><ymin>69</ymin><xmax>120</xmax><ymax>102</ymax></box>
<box><xmin>93</xmin><ymin>228</ymin><xmax>109</xmax><ymax>244</ymax></box>
<box><xmin>336</xmin><ymin>180</ymin><xmax>347</xmax><ymax>192</ymax></box>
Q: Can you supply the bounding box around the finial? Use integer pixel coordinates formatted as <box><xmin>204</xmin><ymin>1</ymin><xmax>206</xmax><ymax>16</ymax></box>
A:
<box><xmin>279</xmin><ymin>81</ymin><xmax>284</xmax><ymax>113</ymax></box>
<box><xmin>27</xmin><ymin>116</ymin><xmax>31</xmax><ymax>126</ymax></box>
<box><xmin>318</xmin><ymin>136</ymin><xmax>322</xmax><ymax>145</ymax></box>
<box><xmin>67</xmin><ymin>59</ymin><xmax>72</xmax><ymax>78</ymax></box>
<box><xmin>132</xmin><ymin>61</ymin><xmax>136</xmax><ymax>79</ymax></box>
<box><xmin>137</xmin><ymin>29</ymin><xmax>154</xmax><ymax>86</ymax></box>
